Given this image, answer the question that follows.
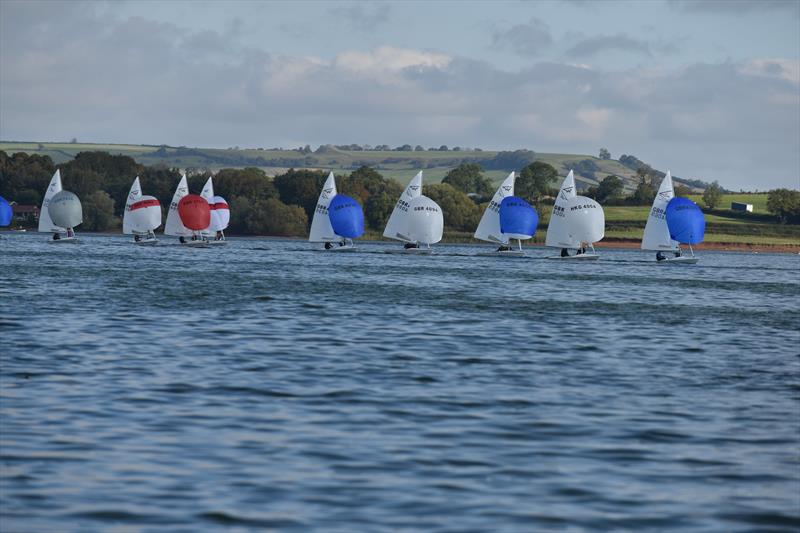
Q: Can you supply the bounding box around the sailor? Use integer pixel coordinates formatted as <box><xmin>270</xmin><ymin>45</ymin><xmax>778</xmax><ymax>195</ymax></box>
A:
<box><xmin>53</xmin><ymin>233</ymin><xmax>60</xmax><ymax>241</ymax></box>
<box><xmin>325</xmin><ymin>242</ymin><xmax>333</xmax><ymax>250</ymax></box>
<box><xmin>560</xmin><ymin>248</ymin><xmax>569</xmax><ymax>257</ymax></box>
<box><xmin>404</xmin><ymin>242</ymin><xmax>418</xmax><ymax>249</ymax></box>
<box><xmin>215</xmin><ymin>231</ymin><xmax>223</xmax><ymax>241</ymax></box>
<box><xmin>656</xmin><ymin>251</ymin><xmax>666</xmax><ymax>261</ymax></box>
<box><xmin>66</xmin><ymin>228</ymin><xmax>74</xmax><ymax>238</ymax></box>
<box><xmin>179</xmin><ymin>236</ymin><xmax>186</xmax><ymax>244</ymax></box>
<box><xmin>134</xmin><ymin>234</ymin><xmax>141</xmax><ymax>242</ymax></box>
<box><xmin>674</xmin><ymin>249</ymin><xmax>682</xmax><ymax>258</ymax></box>
<box><xmin>497</xmin><ymin>245</ymin><xmax>510</xmax><ymax>252</ymax></box>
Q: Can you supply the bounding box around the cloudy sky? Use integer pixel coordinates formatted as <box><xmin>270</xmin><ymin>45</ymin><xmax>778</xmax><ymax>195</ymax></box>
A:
<box><xmin>1</xmin><ymin>0</ymin><xmax>798</xmax><ymax>189</ymax></box>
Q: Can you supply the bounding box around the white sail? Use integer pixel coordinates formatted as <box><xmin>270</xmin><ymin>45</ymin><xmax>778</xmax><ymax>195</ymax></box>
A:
<box><xmin>209</xmin><ymin>196</ymin><xmax>229</xmax><ymax>232</ymax></box>
<box><xmin>565</xmin><ymin>196</ymin><xmax>605</xmax><ymax>244</ymax></box>
<box><xmin>48</xmin><ymin>191</ymin><xmax>83</xmax><ymax>229</ymax></box>
<box><xmin>124</xmin><ymin>196</ymin><xmax>161</xmax><ymax>234</ymax></box>
<box><xmin>200</xmin><ymin>177</ymin><xmax>215</xmax><ymax>236</ymax></box>
<box><xmin>122</xmin><ymin>177</ymin><xmax>143</xmax><ymax>234</ymax></box>
<box><xmin>38</xmin><ymin>169</ymin><xmax>64</xmax><ymax>233</ymax></box>
<box><xmin>164</xmin><ymin>174</ymin><xmax>192</xmax><ymax>236</ymax></box>
<box><xmin>383</xmin><ymin>171</ymin><xmax>423</xmax><ymax>242</ymax></box>
<box><xmin>545</xmin><ymin>170</ymin><xmax>580</xmax><ymax>249</ymax></box>
<box><xmin>309</xmin><ymin>172</ymin><xmax>339</xmax><ymax>242</ymax></box>
<box><xmin>474</xmin><ymin>171</ymin><xmax>515</xmax><ymax>244</ymax></box>
<box><xmin>642</xmin><ymin>170</ymin><xmax>680</xmax><ymax>251</ymax></box>
<box><xmin>407</xmin><ymin>195</ymin><xmax>444</xmax><ymax>245</ymax></box>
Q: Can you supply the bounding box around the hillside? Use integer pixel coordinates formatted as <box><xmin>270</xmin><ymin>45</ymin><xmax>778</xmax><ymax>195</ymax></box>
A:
<box><xmin>0</xmin><ymin>141</ymin><xmax>684</xmax><ymax>191</ymax></box>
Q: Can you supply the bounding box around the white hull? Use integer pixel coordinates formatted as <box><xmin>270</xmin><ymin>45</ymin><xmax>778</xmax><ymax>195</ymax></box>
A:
<box><xmin>658</xmin><ymin>256</ymin><xmax>699</xmax><ymax>264</ymax></box>
<box><xmin>134</xmin><ymin>237</ymin><xmax>158</xmax><ymax>246</ymax></box>
<box><xmin>320</xmin><ymin>244</ymin><xmax>356</xmax><ymax>252</ymax></box>
<box><xmin>206</xmin><ymin>240</ymin><xmax>228</xmax><ymax>246</ymax></box>
<box><xmin>477</xmin><ymin>250</ymin><xmax>525</xmax><ymax>257</ymax></box>
<box><xmin>547</xmin><ymin>253</ymin><xmax>599</xmax><ymax>260</ymax></box>
<box><xmin>179</xmin><ymin>239</ymin><xmax>210</xmax><ymax>248</ymax></box>
<box><xmin>49</xmin><ymin>236</ymin><xmax>78</xmax><ymax>244</ymax></box>
<box><xmin>385</xmin><ymin>247</ymin><xmax>435</xmax><ymax>255</ymax></box>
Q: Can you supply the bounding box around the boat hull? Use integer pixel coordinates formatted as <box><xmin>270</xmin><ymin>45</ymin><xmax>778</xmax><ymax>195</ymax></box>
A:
<box><xmin>547</xmin><ymin>253</ymin><xmax>599</xmax><ymax>260</ymax></box>
<box><xmin>206</xmin><ymin>240</ymin><xmax>228</xmax><ymax>246</ymax></box>
<box><xmin>658</xmin><ymin>256</ymin><xmax>699</xmax><ymax>264</ymax></box>
<box><xmin>385</xmin><ymin>247</ymin><xmax>435</xmax><ymax>255</ymax></box>
<box><xmin>49</xmin><ymin>236</ymin><xmax>78</xmax><ymax>244</ymax></box>
<box><xmin>477</xmin><ymin>250</ymin><xmax>525</xmax><ymax>257</ymax></box>
<box><xmin>179</xmin><ymin>240</ymin><xmax>210</xmax><ymax>248</ymax></box>
<box><xmin>134</xmin><ymin>238</ymin><xmax>158</xmax><ymax>246</ymax></box>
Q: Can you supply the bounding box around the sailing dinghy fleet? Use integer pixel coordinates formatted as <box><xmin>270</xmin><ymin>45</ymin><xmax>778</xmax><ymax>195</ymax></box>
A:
<box><xmin>27</xmin><ymin>168</ymin><xmax>708</xmax><ymax>263</ymax></box>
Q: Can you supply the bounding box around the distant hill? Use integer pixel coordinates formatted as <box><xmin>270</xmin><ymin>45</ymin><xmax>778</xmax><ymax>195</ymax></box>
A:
<box><xmin>0</xmin><ymin>141</ymin><xmax>701</xmax><ymax>191</ymax></box>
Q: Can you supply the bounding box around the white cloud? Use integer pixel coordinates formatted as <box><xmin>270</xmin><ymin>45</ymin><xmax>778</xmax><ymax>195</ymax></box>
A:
<box><xmin>0</xmin><ymin>2</ymin><xmax>797</xmax><ymax>189</ymax></box>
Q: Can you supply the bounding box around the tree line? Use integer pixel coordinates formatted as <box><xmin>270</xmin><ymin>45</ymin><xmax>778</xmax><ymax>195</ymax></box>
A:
<box><xmin>2</xmin><ymin>150</ymin><xmax>797</xmax><ymax>236</ymax></box>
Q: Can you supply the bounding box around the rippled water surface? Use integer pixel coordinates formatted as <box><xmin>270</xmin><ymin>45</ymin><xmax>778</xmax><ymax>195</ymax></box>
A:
<box><xmin>1</xmin><ymin>233</ymin><xmax>799</xmax><ymax>532</ymax></box>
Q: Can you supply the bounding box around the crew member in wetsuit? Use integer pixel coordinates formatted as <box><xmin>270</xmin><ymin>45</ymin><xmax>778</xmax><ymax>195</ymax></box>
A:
<box><xmin>53</xmin><ymin>233</ymin><xmax>60</xmax><ymax>241</ymax></box>
<box><xmin>179</xmin><ymin>236</ymin><xmax>186</xmax><ymax>244</ymax></box>
<box><xmin>325</xmin><ymin>242</ymin><xmax>333</xmax><ymax>250</ymax></box>
<box><xmin>656</xmin><ymin>251</ymin><xmax>666</xmax><ymax>261</ymax></box>
<box><xmin>404</xmin><ymin>242</ymin><xmax>418</xmax><ymax>249</ymax></box>
<box><xmin>560</xmin><ymin>248</ymin><xmax>569</xmax><ymax>257</ymax></box>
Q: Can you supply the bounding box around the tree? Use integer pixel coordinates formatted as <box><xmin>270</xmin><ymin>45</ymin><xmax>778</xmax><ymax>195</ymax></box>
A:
<box><xmin>82</xmin><ymin>190</ymin><xmax>115</xmax><ymax>231</ymax></box>
<box><xmin>273</xmin><ymin>168</ymin><xmax>328</xmax><ymax>220</ymax></box>
<box><xmin>442</xmin><ymin>163</ymin><xmax>493</xmax><ymax>198</ymax></box>
<box><xmin>767</xmin><ymin>188</ymin><xmax>800</xmax><ymax>223</ymax></box>
<box><xmin>414</xmin><ymin>145</ymin><xmax>425</xmax><ymax>151</ymax></box>
<box><xmin>423</xmin><ymin>183</ymin><xmax>482</xmax><ymax>231</ymax></box>
<box><xmin>702</xmin><ymin>181</ymin><xmax>723</xmax><ymax>209</ymax></box>
<box><xmin>438</xmin><ymin>145</ymin><xmax>449</xmax><ymax>151</ymax></box>
<box><xmin>595</xmin><ymin>175</ymin><xmax>624</xmax><ymax>203</ymax></box>
<box><xmin>517</xmin><ymin>161</ymin><xmax>558</xmax><ymax>205</ymax></box>
<box><xmin>599</xmin><ymin>148</ymin><xmax>611</xmax><ymax>160</ymax></box>
<box><xmin>630</xmin><ymin>171</ymin><xmax>656</xmax><ymax>206</ymax></box>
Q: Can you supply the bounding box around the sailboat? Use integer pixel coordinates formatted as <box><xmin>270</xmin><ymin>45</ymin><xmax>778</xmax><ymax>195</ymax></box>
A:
<box><xmin>474</xmin><ymin>171</ymin><xmax>538</xmax><ymax>256</ymax></box>
<box><xmin>383</xmin><ymin>171</ymin><xmax>443</xmax><ymax>254</ymax></box>
<box><xmin>38</xmin><ymin>170</ymin><xmax>81</xmax><ymax>242</ymax></box>
<box><xmin>641</xmin><ymin>171</ymin><xmax>694</xmax><ymax>263</ymax></box>
<box><xmin>0</xmin><ymin>196</ymin><xmax>11</xmax><ymax>229</ymax></box>
<box><xmin>663</xmin><ymin>196</ymin><xmax>705</xmax><ymax>264</ymax></box>
<box><xmin>545</xmin><ymin>170</ymin><xmax>604</xmax><ymax>259</ymax></box>
<box><xmin>308</xmin><ymin>171</ymin><xmax>364</xmax><ymax>251</ymax></box>
<box><xmin>122</xmin><ymin>177</ymin><xmax>161</xmax><ymax>245</ymax></box>
<box><xmin>200</xmin><ymin>176</ymin><xmax>230</xmax><ymax>245</ymax></box>
<box><xmin>164</xmin><ymin>174</ymin><xmax>209</xmax><ymax>246</ymax></box>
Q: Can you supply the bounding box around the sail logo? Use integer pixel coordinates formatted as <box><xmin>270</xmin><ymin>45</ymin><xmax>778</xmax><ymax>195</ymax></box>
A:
<box><xmin>321</xmin><ymin>187</ymin><xmax>334</xmax><ymax>200</ymax></box>
<box><xmin>560</xmin><ymin>186</ymin><xmax>574</xmax><ymax>200</ymax></box>
<box><xmin>406</xmin><ymin>185</ymin><xmax>420</xmax><ymax>197</ymax></box>
<box><xmin>658</xmin><ymin>191</ymin><xmax>672</xmax><ymax>201</ymax></box>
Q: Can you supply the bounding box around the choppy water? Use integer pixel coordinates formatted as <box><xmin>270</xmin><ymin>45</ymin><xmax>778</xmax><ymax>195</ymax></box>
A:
<box><xmin>1</xmin><ymin>233</ymin><xmax>798</xmax><ymax>532</ymax></box>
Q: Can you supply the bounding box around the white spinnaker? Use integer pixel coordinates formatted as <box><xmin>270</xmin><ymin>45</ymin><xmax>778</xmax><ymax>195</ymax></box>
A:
<box><xmin>545</xmin><ymin>170</ymin><xmax>580</xmax><ymax>249</ymax></box>
<box><xmin>126</xmin><ymin>196</ymin><xmax>162</xmax><ymax>234</ymax></box>
<box><xmin>383</xmin><ymin>171</ymin><xmax>423</xmax><ymax>242</ymax></box>
<box><xmin>48</xmin><ymin>191</ymin><xmax>83</xmax><ymax>229</ymax></box>
<box><xmin>407</xmin><ymin>195</ymin><xmax>444</xmax><ymax>245</ymax></box>
<box><xmin>642</xmin><ymin>171</ymin><xmax>680</xmax><ymax>251</ymax></box>
<box><xmin>474</xmin><ymin>171</ymin><xmax>515</xmax><ymax>244</ymax></box>
<box><xmin>209</xmin><ymin>196</ymin><xmax>229</xmax><ymax>232</ymax></box>
<box><xmin>200</xmin><ymin>177</ymin><xmax>215</xmax><ymax>236</ymax></box>
<box><xmin>565</xmin><ymin>196</ymin><xmax>605</xmax><ymax>245</ymax></box>
<box><xmin>122</xmin><ymin>177</ymin><xmax>143</xmax><ymax>234</ymax></box>
<box><xmin>38</xmin><ymin>169</ymin><xmax>64</xmax><ymax>233</ymax></box>
<box><xmin>309</xmin><ymin>172</ymin><xmax>339</xmax><ymax>242</ymax></box>
<box><xmin>164</xmin><ymin>174</ymin><xmax>192</xmax><ymax>236</ymax></box>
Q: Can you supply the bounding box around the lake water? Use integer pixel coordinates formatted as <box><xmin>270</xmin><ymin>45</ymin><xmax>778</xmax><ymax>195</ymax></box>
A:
<box><xmin>1</xmin><ymin>233</ymin><xmax>798</xmax><ymax>532</ymax></box>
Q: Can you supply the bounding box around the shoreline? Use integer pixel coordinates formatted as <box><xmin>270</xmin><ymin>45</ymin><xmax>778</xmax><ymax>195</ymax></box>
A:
<box><xmin>4</xmin><ymin>229</ymin><xmax>799</xmax><ymax>254</ymax></box>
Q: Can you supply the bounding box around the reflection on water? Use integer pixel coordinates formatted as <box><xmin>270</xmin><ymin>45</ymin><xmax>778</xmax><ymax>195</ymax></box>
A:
<box><xmin>1</xmin><ymin>234</ymin><xmax>798</xmax><ymax>531</ymax></box>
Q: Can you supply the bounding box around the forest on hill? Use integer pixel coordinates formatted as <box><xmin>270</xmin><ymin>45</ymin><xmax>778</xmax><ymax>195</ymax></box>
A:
<box><xmin>2</xmin><ymin>150</ymin><xmax>798</xmax><ymax>239</ymax></box>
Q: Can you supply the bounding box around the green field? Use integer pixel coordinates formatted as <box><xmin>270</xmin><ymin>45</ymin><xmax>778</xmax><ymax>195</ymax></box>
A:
<box><xmin>0</xmin><ymin>141</ymin><xmax>647</xmax><ymax>189</ymax></box>
<box><xmin>688</xmin><ymin>193</ymin><xmax>770</xmax><ymax>214</ymax></box>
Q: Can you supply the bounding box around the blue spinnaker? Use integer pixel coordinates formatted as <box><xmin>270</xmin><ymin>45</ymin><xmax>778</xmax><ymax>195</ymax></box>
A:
<box><xmin>666</xmin><ymin>197</ymin><xmax>705</xmax><ymax>244</ymax></box>
<box><xmin>329</xmin><ymin>194</ymin><xmax>364</xmax><ymax>238</ymax></box>
<box><xmin>0</xmin><ymin>196</ymin><xmax>12</xmax><ymax>227</ymax></box>
<box><xmin>499</xmin><ymin>196</ymin><xmax>538</xmax><ymax>239</ymax></box>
